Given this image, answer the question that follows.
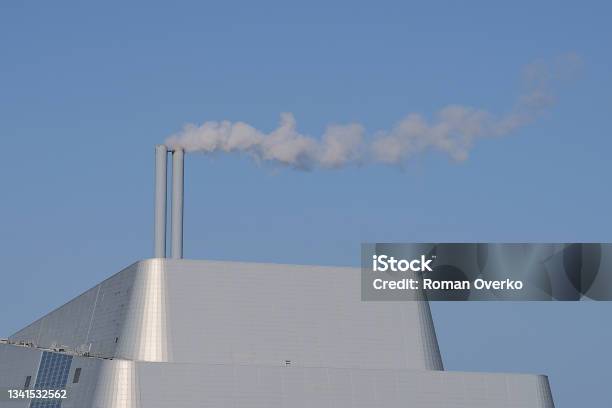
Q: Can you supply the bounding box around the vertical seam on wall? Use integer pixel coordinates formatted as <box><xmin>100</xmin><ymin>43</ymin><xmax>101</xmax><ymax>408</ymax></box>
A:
<box><xmin>85</xmin><ymin>286</ymin><xmax>102</xmax><ymax>345</ymax></box>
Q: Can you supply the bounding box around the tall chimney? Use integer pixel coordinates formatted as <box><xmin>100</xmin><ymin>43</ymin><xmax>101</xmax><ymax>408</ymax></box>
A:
<box><xmin>171</xmin><ymin>148</ymin><xmax>184</xmax><ymax>259</ymax></box>
<box><xmin>154</xmin><ymin>145</ymin><xmax>168</xmax><ymax>258</ymax></box>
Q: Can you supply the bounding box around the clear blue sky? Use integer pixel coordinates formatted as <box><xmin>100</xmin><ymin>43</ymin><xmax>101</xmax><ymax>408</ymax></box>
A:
<box><xmin>1</xmin><ymin>1</ymin><xmax>610</xmax><ymax>406</ymax></box>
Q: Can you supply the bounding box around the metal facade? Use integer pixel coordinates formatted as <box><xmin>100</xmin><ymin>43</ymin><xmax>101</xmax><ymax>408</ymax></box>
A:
<box><xmin>1</xmin><ymin>259</ymin><xmax>554</xmax><ymax>407</ymax></box>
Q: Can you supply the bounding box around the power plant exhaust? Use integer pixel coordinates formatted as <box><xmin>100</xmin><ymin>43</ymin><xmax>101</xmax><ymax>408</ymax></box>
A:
<box><xmin>154</xmin><ymin>145</ymin><xmax>184</xmax><ymax>259</ymax></box>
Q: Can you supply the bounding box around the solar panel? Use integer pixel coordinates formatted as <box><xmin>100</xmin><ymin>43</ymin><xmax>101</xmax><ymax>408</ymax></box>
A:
<box><xmin>30</xmin><ymin>351</ymin><xmax>73</xmax><ymax>408</ymax></box>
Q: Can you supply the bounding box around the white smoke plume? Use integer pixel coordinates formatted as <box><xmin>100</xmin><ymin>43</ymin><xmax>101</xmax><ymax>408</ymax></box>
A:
<box><xmin>165</xmin><ymin>54</ymin><xmax>580</xmax><ymax>169</ymax></box>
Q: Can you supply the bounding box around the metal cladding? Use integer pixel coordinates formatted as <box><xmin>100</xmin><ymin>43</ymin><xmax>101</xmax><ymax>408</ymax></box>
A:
<box><xmin>171</xmin><ymin>148</ymin><xmax>184</xmax><ymax>259</ymax></box>
<box><xmin>154</xmin><ymin>145</ymin><xmax>168</xmax><ymax>258</ymax></box>
<box><xmin>0</xmin><ymin>342</ymin><xmax>557</xmax><ymax>408</ymax></box>
<box><xmin>3</xmin><ymin>259</ymin><xmax>556</xmax><ymax>407</ymax></box>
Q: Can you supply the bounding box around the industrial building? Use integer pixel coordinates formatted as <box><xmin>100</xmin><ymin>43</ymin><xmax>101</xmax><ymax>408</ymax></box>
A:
<box><xmin>0</xmin><ymin>146</ymin><xmax>554</xmax><ymax>407</ymax></box>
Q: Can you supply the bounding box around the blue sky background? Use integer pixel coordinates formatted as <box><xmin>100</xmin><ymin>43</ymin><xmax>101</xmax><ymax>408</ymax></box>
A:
<box><xmin>1</xmin><ymin>1</ymin><xmax>610</xmax><ymax>406</ymax></box>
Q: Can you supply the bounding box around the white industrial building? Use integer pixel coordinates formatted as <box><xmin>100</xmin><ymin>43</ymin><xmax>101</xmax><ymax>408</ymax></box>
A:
<box><xmin>0</xmin><ymin>146</ymin><xmax>554</xmax><ymax>407</ymax></box>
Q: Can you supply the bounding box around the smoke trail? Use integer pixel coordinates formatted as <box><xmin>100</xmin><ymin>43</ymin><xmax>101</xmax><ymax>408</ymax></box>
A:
<box><xmin>165</xmin><ymin>54</ymin><xmax>580</xmax><ymax>169</ymax></box>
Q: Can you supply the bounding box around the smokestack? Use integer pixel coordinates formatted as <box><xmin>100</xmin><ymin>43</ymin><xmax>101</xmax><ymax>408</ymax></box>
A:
<box><xmin>171</xmin><ymin>148</ymin><xmax>184</xmax><ymax>259</ymax></box>
<box><xmin>154</xmin><ymin>145</ymin><xmax>168</xmax><ymax>258</ymax></box>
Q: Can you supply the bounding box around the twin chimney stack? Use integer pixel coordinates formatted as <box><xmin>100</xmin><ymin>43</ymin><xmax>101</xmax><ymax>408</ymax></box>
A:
<box><xmin>154</xmin><ymin>145</ymin><xmax>184</xmax><ymax>259</ymax></box>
